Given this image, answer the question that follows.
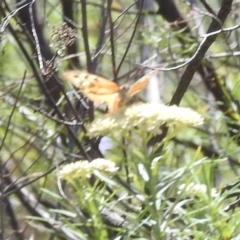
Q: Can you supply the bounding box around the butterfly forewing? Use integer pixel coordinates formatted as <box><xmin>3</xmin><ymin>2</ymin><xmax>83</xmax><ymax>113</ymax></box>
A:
<box><xmin>128</xmin><ymin>69</ymin><xmax>158</xmax><ymax>97</ymax></box>
<box><xmin>63</xmin><ymin>70</ymin><xmax>120</xmax><ymax>94</ymax></box>
<box><xmin>63</xmin><ymin>70</ymin><xmax>122</xmax><ymax>112</ymax></box>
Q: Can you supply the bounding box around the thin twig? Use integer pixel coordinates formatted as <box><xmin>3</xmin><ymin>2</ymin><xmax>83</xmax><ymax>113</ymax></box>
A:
<box><xmin>27</xmin><ymin>104</ymin><xmax>84</xmax><ymax>126</ymax></box>
<box><xmin>0</xmin><ymin>71</ymin><xmax>26</xmax><ymax>239</ymax></box>
<box><xmin>116</xmin><ymin>0</ymin><xmax>143</xmax><ymax>74</ymax></box>
<box><xmin>29</xmin><ymin>0</ymin><xmax>47</xmax><ymax>75</ymax></box>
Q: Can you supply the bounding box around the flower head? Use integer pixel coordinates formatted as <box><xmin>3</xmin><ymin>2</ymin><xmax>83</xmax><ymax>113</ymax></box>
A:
<box><xmin>90</xmin><ymin>158</ymin><xmax>118</xmax><ymax>172</ymax></box>
<box><xmin>87</xmin><ymin>103</ymin><xmax>204</xmax><ymax>137</ymax></box>
<box><xmin>59</xmin><ymin>158</ymin><xmax>118</xmax><ymax>181</ymax></box>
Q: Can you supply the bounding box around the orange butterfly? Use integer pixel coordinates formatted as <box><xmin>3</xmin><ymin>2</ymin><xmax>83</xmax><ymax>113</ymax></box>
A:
<box><xmin>63</xmin><ymin>69</ymin><xmax>157</xmax><ymax>112</ymax></box>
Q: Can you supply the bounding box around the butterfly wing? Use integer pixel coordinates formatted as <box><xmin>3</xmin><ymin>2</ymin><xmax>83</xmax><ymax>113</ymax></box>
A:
<box><xmin>128</xmin><ymin>69</ymin><xmax>158</xmax><ymax>97</ymax></box>
<box><xmin>85</xmin><ymin>92</ymin><xmax>122</xmax><ymax>112</ymax></box>
<box><xmin>63</xmin><ymin>70</ymin><xmax>122</xmax><ymax>111</ymax></box>
<box><xmin>63</xmin><ymin>70</ymin><xmax>120</xmax><ymax>94</ymax></box>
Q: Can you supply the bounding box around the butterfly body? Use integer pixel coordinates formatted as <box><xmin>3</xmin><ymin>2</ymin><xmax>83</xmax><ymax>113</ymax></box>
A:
<box><xmin>63</xmin><ymin>69</ymin><xmax>157</xmax><ymax>112</ymax></box>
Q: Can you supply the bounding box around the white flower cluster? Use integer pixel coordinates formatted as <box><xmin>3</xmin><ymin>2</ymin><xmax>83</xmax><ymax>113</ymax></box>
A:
<box><xmin>178</xmin><ymin>183</ymin><xmax>218</xmax><ymax>197</ymax></box>
<box><xmin>87</xmin><ymin>103</ymin><xmax>204</xmax><ymax>137</ymax></box>
<box><xmin>59</xmin><ymin>158</ymin><xmax>119</xmax><ymax>180</ymax></box>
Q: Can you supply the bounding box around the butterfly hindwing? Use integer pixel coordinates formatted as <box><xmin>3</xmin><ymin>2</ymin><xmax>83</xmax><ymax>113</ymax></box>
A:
<box><xmin>86</xmin><ymin>92</ymin><xmax>121</xmax><ymax>112</ymax></box>
<box><xmin>128</xmin><ymin>69</ymin><xmax>158</xmax><ymax>97</ymax></box>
